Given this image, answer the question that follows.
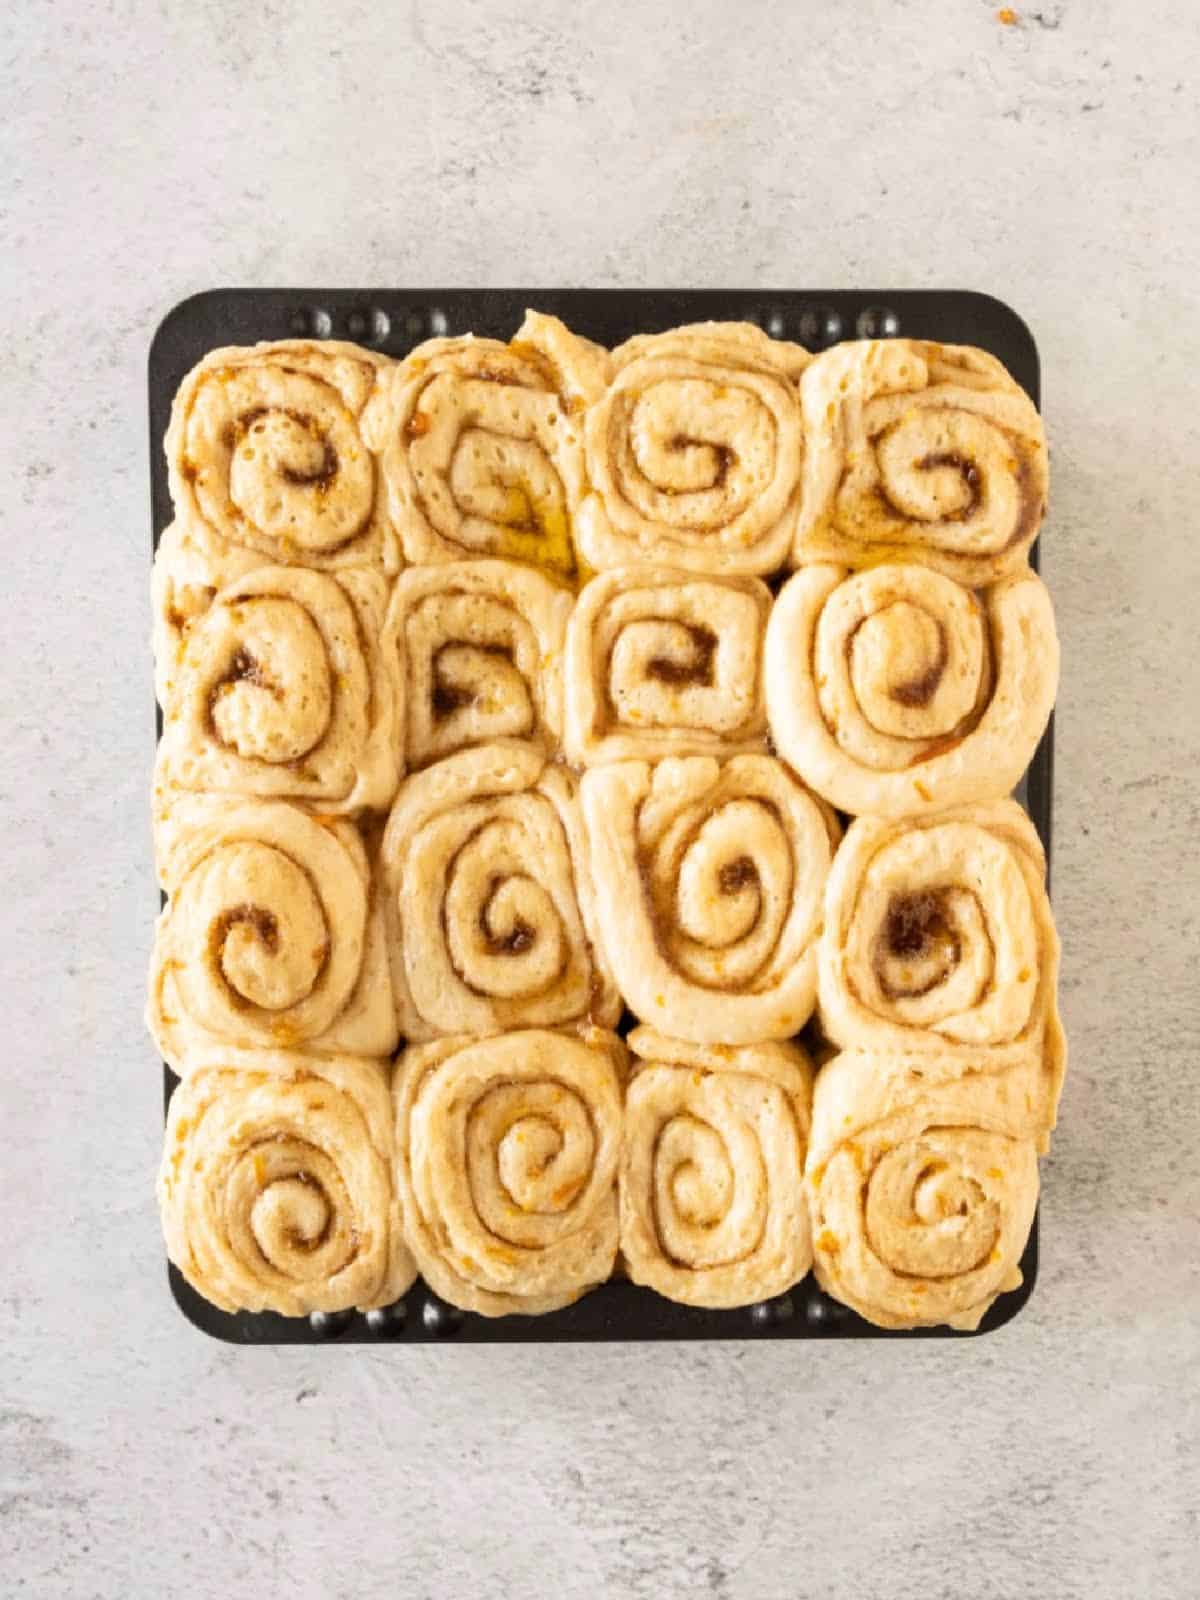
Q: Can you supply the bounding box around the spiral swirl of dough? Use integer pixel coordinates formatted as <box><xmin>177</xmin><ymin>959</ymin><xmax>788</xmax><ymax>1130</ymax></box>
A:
<box><xmin>385</xmin><ymin>560</ymin><xmax>573</xmax><ymax>769</ymax></box>
<box><xmin>160</xmin><ymin>1050</ymin><xmax>413</xmax><ymax>1316</ymax></box>
<box><xmin>156</xmin><ymin>566</ymin><xmax>400</xmax><ymax>812</ymax></box>
<box><xmin>148</xmin><ymin>799</ymin><xmax>397</xmax><ymax>1069</ymax></box>
<box><xmin>819</xmin><ymin>800</ymin><xmax>1064</xmax><ymax>1139</ymax></box>
<box><xmin>368</xmin><ymin>312</ymin><xmax>607</xmax><ymax>578</ymax></box>
<box><xmin>764</xmin><ymin>563</ymin><xmax>1058</xmax><ymax>816</ymax></box>
<box><xmin>576</xmin><ymin>322</ymin><xmax>809</xmax><ymax>575</ymax></box>
<box><xmin>807</xmin><ymin>1047</ymin><xmax>1042</xmax><ymax>1330</ymax></box>
<box><xmin>166</xmin><ymin>340</ymin><xmax>397</xmax><ymax>571</ymax></box>
<box><xmin>395</xmin><ymin>1028</ymin><xmax>624</xmax><ymax>1315</ymax></box>
<box><xmin>620</xmin><ymin>1027</ymin><xmax>813</xmax><ymax>1308</ymax></box>
<box><xmin>380</xmin><ymin>743</ymin><xmax>620</xmax><ymax>1040</ymax></box>
<box><xmin>582</xmin><ymin>755</ymin><xmax>837</xmax><ymax>1044</ymax></box>
<box><xmin>793</xmin><ymin>340</ymin><xmax>1048</xmax><ymax>584</ymax></box>
<box><xmin>564</xmin><ymin>566</ymin><xmax>770</xmax><ymax>764</ymax></box>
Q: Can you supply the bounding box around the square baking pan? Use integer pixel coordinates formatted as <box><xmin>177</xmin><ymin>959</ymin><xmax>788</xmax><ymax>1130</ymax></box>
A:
<box><xmin>149</xmin><ymin>287</ymin><xmax>1051</xmax><ymax>1344</ymax></box>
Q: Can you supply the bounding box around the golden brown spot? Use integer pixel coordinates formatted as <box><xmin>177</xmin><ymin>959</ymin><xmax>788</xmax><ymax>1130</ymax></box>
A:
<box><xmin>718</xmin><ymin>856</ymin><xmax>757</xmax><ymax>894</ymax></box>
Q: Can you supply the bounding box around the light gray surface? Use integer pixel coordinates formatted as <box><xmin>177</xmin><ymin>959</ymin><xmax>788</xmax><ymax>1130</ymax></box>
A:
<box><xmin>2</xmin><ymin>0</ymin><xmax>1197</xmax><ymax>1594</ymax></box>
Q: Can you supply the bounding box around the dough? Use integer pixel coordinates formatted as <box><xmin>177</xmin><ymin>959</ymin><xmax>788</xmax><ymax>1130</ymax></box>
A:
<box><xmin>395</xmin><ymin>1027</ymin><xmax>624</xmax><ymax>1315</ymax></box>
<box><xmin>385</xmin><ymin>559</ymin><xmax>572</xmax><ymax>768</ymax></box>
<box><xmin>564</xmin><ymin>565</ymin><xmax>770</xmax><ymax>764</ymax></box>
<box><xmin>765</xmin><ymin>562</ymin><xmax>1058</xmax><ymax>816</ymax></box>
<box><xmin>620</xmin><ymin>1027</ymin><xmax>813</xmax><ymax>1308</ymax></box>
<box><xmin>380</xmin><ymin>742</ymin><xmax>620</xmax><ymax>1039</ymax></box>
<box><xmin>576</xmin><ymin>322</ymin><xmax>808</xmax><ymax>575</ymax></box>
<box><xmin>793</xmin><ymin>339</ymin><xmax>1048</xmax><ymax>584</ymax></box>
<box><xmin>807</xmin><ymin>1047</ymin><xmax>1042</xmax><ymax>1331</ymax></box>
<box><xmin>160</xmin><ymin>1048</ymin><xmax>413</xmax><ymax>1316</ymax></box>
<box><xmin>582</xmin><ymin>754</ymin><xmax>838</xmax><ymax>1043</ymax></box>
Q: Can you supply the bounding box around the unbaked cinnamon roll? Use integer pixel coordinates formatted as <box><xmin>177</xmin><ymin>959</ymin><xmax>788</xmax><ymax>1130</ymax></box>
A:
<box><xmin>385</xmin><ymin>559</ymin><xmax>572</xmax><ymax>769</ymax></box>
<box><xmin>807</xmin><ymin>1047</ymin><xmax>1042</xmax><ymax>1330</ymax></box>
<box><xmin>793</xmin><ymin>340</ymin><xmax>1048</xmax><ymax>584</ymax></box>
<box><xmin>576</xmin><ymin>322</ymin><xmax>808</xmax><ymax>575</ymax></box>
<box><xmin>380</xmin><ymin>742</ymin><xmax>620</xmax><ymax>1040</ymax></box>
<box><xmin>160</xmin><ymin>1049</ymin><xmax>412</xmax><ymax>1316</ymax></box>
<box><xmin>581</xmin><ymin>755</ymin><xmax>838</xmax><ymax>1044</ymax></box>
<box><xmin>395</xmin><ymin>1027</ymin><xmax>625</xmax><ymax>1315</ymax></box>
<box><xmin>165</xmin><ymin>340</ymin><xmax>397</xmax><ymax>573</ymax></box>
<box><xmin>148</xmin><ymin>798</ymin><xmax>397</xmax><ymax>1068</ymax></box>
<box><xmin>764</xmin><ymin>563</ymin><xmax>1058</xmax><ymax>816</ymax></box>
<box><xmin>563</xmin><ymin>566</ymin><xmax>770</xmax><ymax>764</ymax></box>
<box><xmin>620</xmin><ymin>1027</ymin><xmax>813</xmax><ymax>1308</ymax></box>
<box><xmin>156</xmin><ymin>565</ymin><xmax>400</xmax><ymax>812</ymax></box>
<box><xmin>819</xmin><ymin>800</ymin><xmax>1064</xmax><ymax>1141</ymax></box>
<box><xmin>367</xmin><ymin>311</ymin><xmax>607</xmax><ymax>579</ymax></box>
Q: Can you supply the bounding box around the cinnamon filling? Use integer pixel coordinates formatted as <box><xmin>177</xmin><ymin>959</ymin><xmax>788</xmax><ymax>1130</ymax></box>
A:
<box><xmin>646</xmin><ymin>625</ymin><xmax>717</xmax><ymax>688</ymax></box>
<box><xmin>718</xmin><ymin>856</ymin><xmax>758</xmax><ymax>894</ymax></box>
<box><xmin>233</xmin><ymin>406</ymin><xmax>339</xmax><ymax>489</ymax></box>
<box><xmin>876</xmin><ymin>890</ymin><xmax>960</xmax><ymax>999</ymax></box>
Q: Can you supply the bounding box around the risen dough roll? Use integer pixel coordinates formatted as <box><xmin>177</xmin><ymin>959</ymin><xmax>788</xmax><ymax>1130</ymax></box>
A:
<box><xmin>582</xmin><ymin>755</ymin><xmax>837</xmax><ymax>1044</ymax></box>
<box><xmin>385</xmin><ymin>560</ymin><xmax>572</xmax><ymax>769</ymax></box>
<box><xmin>620</xmin><ymin>1027</ymin><xmax>813</xmax><ymax>1308</ymax></box>
<box><xmin>794</xmin><ymin>340</ymin><xmax>1047</xmax><ymax>584</ymax></box>
<box><xmin>764</xmin><ymin>563</ymin><xmax>1058</xmax><ymax>816</ymax></box>
<box><xmin>156</xmin><ymin>565</ymin><xmax>400</xmax><ymax>812</ymax></box>
<box><xmin>165</xmin><ymin>340</ymin><xmax>397</xmax><ymax>572</ymax></box>
<box><xmin>819</xmin><ymin>800</ymin><xmax>1064</xmax><ymax>1140</ymax></box>
<box><xmin>396</xmin><ymin>1028</ymin><xmax>625</xmax><ymax>1315</ymax></box>
<box><xmin>807</xmin><ymin>1048</ymin><xmax>1041</xmax><ymax>1331</ymax></box>
<box><xmin>148</xmin><ymin>798</ymin><xmax>397</xmax><ymax>1068</ymax></box>
<box><xmin>577</xmin><ymin>322</ymin><xmax>809</xmax><ymax>575</ymax></box>
<box><xmin>563</xmin><ymin>566</ymin><xmax>770</xmax><ymax>764</ymax></box>
<box><xmin>367</xmin><ymin>311</ymin><xmax>606</xmax><ymax>578</ymax></box>
<box><xmin>380</xmin><ymin>742</ymin><xmax>621</xmax><ymax>1040</ymax></box>
<box><xmin>153</xmin><ymin>520</ymin><xmax>256</xmax><ymax>708</ymax></box>
<box><xmin>160</xmin><ymin>1049</ymin><xmax>413</xmax><ymax>1316</ymax></box>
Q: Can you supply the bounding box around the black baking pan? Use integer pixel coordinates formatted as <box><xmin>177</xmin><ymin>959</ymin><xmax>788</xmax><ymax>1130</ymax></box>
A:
<box><xmin>149</xmin><ymin>288</ymin><xmax>1051</xmax><ymax>1344</ymax></box>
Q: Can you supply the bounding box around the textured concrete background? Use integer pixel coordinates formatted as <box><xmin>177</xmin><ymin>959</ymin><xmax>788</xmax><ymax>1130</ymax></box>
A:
<box><xmin>2</xmin><ymin>0</ymin><xmax>1197</xmax><ymax>1594</ymax></box>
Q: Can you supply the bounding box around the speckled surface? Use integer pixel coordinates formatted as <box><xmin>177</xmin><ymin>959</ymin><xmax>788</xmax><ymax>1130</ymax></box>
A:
<box><xmin>3</xmin><ymin>0</ymin><xmax>1198</xmax><ymax>1593</ymax></box>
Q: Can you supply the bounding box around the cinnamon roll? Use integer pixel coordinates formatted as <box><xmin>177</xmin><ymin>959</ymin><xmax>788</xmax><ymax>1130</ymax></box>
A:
<box><xmin>581</xmin><ymin>755</ymin><xmax>838</xmax><ymax>1044</ymax></box>
<box><xmin>395</xmin><ymin>1027</ymin><xmax>625</xmax><ymax>1315</ymax></box>
<box><xmin>148</xmin><ymin>798</ymin><xmax>397</xmax><ymax>1068</ymax></box>
<box><xmin>165</xmin><ymin>340</ymin><xmax>397</xmax><ymax>573</ymax></box>
<box><xmin>764</xmin><ymin>563</ymin><xmax>1058</xmax><ymax>815</ymax></box>
<box><xmin>793</xmin><ymin>340</ymin><xmax>1048</xmax><ymax>584</ymax></box>
<box><xmin>153</xmin><ymin>519</ymin><xmax>257</xmax><ymax>709</ymax></box>
<box><xmin>367</xmin><ymin>311</ymin><xmax>607</xmax><ymax>579</ymax></box>
<box><xmin>819</xmin><ymin>800</ymin><xmax>1064</xmax><ymax>1140</ymax></box>
<box><xmin>563</xmin><ymin>566</ymin><xmax>770</xmax><ymax>764</ymax></box>
<box><xmin>160</xmin><ymin>1049</ymin><xmax>413</xmax><ymax>1316</ymax></box>
<box><xmin>380</xmin><ymin>742</ymin><xmax>621</xmax><ymax>1040</ymax></box>
<box><xmin>807</xmin><ymin>1047</ymin><xmax>1041</xmax><ymax>1330</ymax></box>
<box><xmin>156</xmin><ymin>565</ymin><xmax>400</xmax><ymax>812</ymax></box>
<box><xmin>576</xmin><ymin>322</ymin><xmax>808</xmax><ymax>575</ymax></box>
<box><xmin>385</xmin><ymin>559</ymin><xmax>572</xmax><ymax>769</ymax></box>
<box><xmin>620</xmin><ymin>1027</ymin><xmax>813</xmax><ymax>1308</ymax></box>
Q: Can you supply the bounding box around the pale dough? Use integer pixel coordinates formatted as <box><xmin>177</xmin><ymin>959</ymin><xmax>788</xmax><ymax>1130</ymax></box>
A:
<box><xmin>380</xmin><ymin>741</ymin><xmax>621</xmax><ymax>1040</ymax></box>
<box><xmin>576</xmin><ymin>321</ymin><xmax>809</xmax><ymax>575</ymax></box>
<box><xmin>620</xmin><ymin>1027</ymin><xmax>813</xmax><ymax>1308</ymax></box>
<box><xmin>793</xmin><ymin>339</ymin><xmax>1048</xmax><ymax>584</ymax></box>
<box><xmin>394</xmin><ymin>1028</ymin><xmax>625</xmax><ymax>1315</ymax></box>
<box><xmin>564</xmin><ymin>565</ymin><xmax>770</xmax><ymax>764</ymax></box>
<box><xmin>765</xmin><ymin>562</ymin><xmax>1058</xmax><ymax>816</ymax></box>
<box><xmin>160</xmin><ymin>1048</ymin><xmax>414</xmax><ymax>1316</ymax></box>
